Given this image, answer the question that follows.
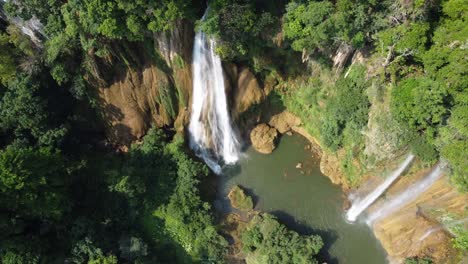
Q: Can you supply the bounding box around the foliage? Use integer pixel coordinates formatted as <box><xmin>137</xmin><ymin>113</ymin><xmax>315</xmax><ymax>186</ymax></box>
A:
<box><xmin>0</xmin><ymin>33</ymin><xmax>17</xmax><ymax>83</ymax></box>
<box><xmin>283</xmin><ymin>1</ymin><xmax>335</xmax><ymax>52</ymax></box>
<box><xmin>391</xmin><ymin>78</ymin><xmax>448</xmax><ymax>135</ymax></box>
<box><xmin>228</xmin><ymin>185</ymin><xmax>254</xmax><ymax>211</ymax></box>
<box><xmin>1</xmin><ymin>251</ymin><xmax>39</xmax><ymax>264</ymax></box>
<box><xmin>437</xmin><ymin>105</ymin><xmax>468</xmax><ymax>191</ymax></box>
<box><xmin>154</xmin><ymin>134</ymin><xmax>227</xmax><ymax>262</ymax></box>
<box><xmin>320</xmin><ymin>67</ymin><xmax>369</xmax><ymax>151</ymax></box>
<box><xmin>405</xmin><ymin>257</ymin><xmax>434</xmax><ymax>264</ymax></box>
<box><xmin>0</xmin><ymin>146</ymin><xmax>70</xmax><ymax>220</ymax></box>
<box><xmin>376</xmin><ymin>22</ymin><xmax>430</xmax><ymax>61</ymax></box>
<box><xmin>0</xmin><ymin>74</ymin><xmax>68</xmax><ymax>147</ymax></box>
<box><xmin>199</xmin><ymin>0</ymin><xmax>277</xmax><ymax>61</ymax></box>
<box><xmin>283</xmin><ymin>0</ymin><xmax>390</xmax><ymax>53</ymax></box>
<box><xmin>391</xmin><ymin>78</ymin><xmax>449</xmax><ymax>163</ymax></box>
<box><xmin>241</xmin><ymin>213</ymin><xmax>323</xmax><ymax>264</ymax></box>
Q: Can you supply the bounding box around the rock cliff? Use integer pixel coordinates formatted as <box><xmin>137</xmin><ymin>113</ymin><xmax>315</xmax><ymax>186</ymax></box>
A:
<box><xmin>92</xmin><ymin>21</ymin><xmax>265</xmax><ymax>147</ymax></box>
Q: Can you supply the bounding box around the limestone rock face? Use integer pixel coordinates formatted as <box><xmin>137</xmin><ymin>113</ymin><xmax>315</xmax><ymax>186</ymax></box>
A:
<box><xmin>250</xmin><ymin>124</ymin><xmax>278</xmax><ymax>154</ymax></box>
<box><xmin>98</xmin><ymin>60</ymin><xmax>176</xmax><ymax>145</ymax></box>
<box><xmin>268</xmin><ymin>111</ymin><xmax>301</xmax><ymax>134</ymax></box>
<box><xmin>370</xmin><ymin>172</ymin><xmax>467</xmax><ymax>264</ymax></box>
<box><xmin>94</xmin><ymin>20</ymin><xmax>194</xmax><ymax>146</ymax></box>
<box><xmin>224</xmin><ymin>64</ymin><xmax>264</xmax><ymax>118</ymax></box>
<box><xmin>320</xmin><ymin>150</ymin><xmax>349</xmax><ymax>189</ymax></box>
<box><xmin>333</xmin><ymin>42</ymin><xmax>355</xmax><ymax>72</ymax></box>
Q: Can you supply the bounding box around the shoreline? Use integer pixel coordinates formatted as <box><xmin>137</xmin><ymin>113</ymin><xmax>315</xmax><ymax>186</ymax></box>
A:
<box><xmin>285</xmin><ymin>114</ymin><xmax>465</xmax><ymax>264</ymax></box>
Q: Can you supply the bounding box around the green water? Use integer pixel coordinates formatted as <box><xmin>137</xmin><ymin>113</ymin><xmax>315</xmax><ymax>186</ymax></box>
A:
<box><xmin>218</xmin><ymin>134</ymin><xmax>387</xmax><ymax>264</ymax></box>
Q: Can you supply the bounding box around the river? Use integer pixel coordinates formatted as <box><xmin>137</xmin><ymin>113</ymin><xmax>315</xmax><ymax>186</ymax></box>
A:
<box><xmin>216</xmin><ymin>134</ymin><xmax>387</xmax><ymax>264</ymax></box>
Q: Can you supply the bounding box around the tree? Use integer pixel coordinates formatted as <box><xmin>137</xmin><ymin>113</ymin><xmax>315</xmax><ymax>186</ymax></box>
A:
<box><xmin>437</xmin><ymin>105</ymin><xmax>468</xmax><ymax>191</ymax></box>
<box><xmin>391</xmin><ymin>78</ymin><xmax>449</xmax><ymax>137</ymax></box>
<box><xmin>241</xmin><ymin>213</ymin><xmax>323</xmax><ymax>264</ymax></box>
<box><xmin>283</xmin><ymin>1</ymin><xmax>335</xmax><ymax>52</ymax></box>
<box><xmin>0</xmin><ymin>33</ymin><xmax>17</xmax><ymax>83</ymax></box>
<box><xmin>0</xmin><ymin>75</ymin><xmax>67</xmax><ymax>147</ymax></box>
<box><xmin>283</xmin><ymin>0</ymin><xmax>390</xmax><ymax>52</ymax></box>
<box><xmin>320</xmin><ymin>67</ymin><xmax>370</xmax><ymax>150</ymax></box>
<box><xmin>154</xmin><ymin>134</ymin><xmax>227</xmax><ymax>262</ymax></box>
<box><xmin>0</xmin><ymin>146</ymin><xmax>70</xmax><ymax>220</ymax></box>
<box><xmin>199</xmin><ymin>0</ymin><xmax>277</xmax><ymax>60</ymax></box>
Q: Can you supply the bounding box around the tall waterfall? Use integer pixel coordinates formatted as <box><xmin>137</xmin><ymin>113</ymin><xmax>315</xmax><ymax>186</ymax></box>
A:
<box><xmin>188</xmin><ymin>22</ymin><xmax>240</xmax><ymax>174</ymax></box>
<box><xmin>366</xmin><ymin>164</ymin><xmax>444</xmax><ymax>224</ymax></box>
<box><xmin>346</xmin><ymin>154</ymin><xmax>415</xmax><ymax>222</ymax></box>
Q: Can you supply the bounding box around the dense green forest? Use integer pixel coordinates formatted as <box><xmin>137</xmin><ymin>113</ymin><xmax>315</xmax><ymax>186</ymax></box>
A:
<box><xmin>0</xmin><ymin>0</ymin><xmax>466</xmax><ymax>263</ymax></box>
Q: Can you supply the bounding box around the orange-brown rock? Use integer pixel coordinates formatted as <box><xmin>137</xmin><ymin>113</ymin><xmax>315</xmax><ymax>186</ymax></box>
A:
<box><xmin>94</xmin><ymin>20</ymin><xmax>194</xmax><ymax>146</ymax></box>
<box><xmin>224</xmin><ymin>65</ymin><xmax>264</xmax><ymax>118</ymax></box>
<box><xmin>250</xmin><ymin>124</ymin><xmax>278</xmax><ymax>154</ymax></box>
<box><xmin>319</xmin><ymin>150</ymin><xmax>349</xmax><ymax>189</ymax></box>
<box><xmin>97</xmin><ymin>63</ymin><xmax>175</xmax><ymax>145</ymax></box>
<box><xmin>268</xmin><ymin>111</ymin><xmax>301</xmax><ymax>134</ymax></box>
<box><xmin>370</xmin><ymin>174</ymin><xmax>467</xmax><ymax>264</ymax></box>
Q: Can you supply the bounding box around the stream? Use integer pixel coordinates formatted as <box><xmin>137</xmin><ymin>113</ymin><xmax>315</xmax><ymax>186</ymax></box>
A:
<box><xmin>215</xmin><ymin>134</ymin><xmax>388</xmax><ymax>264</ymax></box>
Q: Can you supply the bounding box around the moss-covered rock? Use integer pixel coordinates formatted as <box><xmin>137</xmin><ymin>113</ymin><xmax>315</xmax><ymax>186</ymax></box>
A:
<box><xmin>228</xmin><ymin>185</ymin><xmax>254</xmax><ymax>211</ymax></box>
<box><xmin>250</xmin><ymin>123</ymin><xmax>278</xmax><ymax>154</ymax></box>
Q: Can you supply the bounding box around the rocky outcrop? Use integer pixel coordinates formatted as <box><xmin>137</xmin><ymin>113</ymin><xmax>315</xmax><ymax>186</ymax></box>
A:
<box><xmin>333</xmin><ymin>43</ymin><xmax>355</xmax><ymax>72</ymax></box>
<box><xmin>319</xmin><ymin>150</ymin><xmax>349</xmax><ymax>190</ymax></box>
<box><xmin>250</xmin><ymin>124</ymin><xmax>278</xmax><ymax>154</ymax></box>
<box><xmin>154</xmin><ymin>20</ymin><xmax>194</xmax><ymax>108</ymax></box>
<box><xmin>228</xmin><ymin>185</ymin><xmax>254</xmax><ymax>211</ymax></box>
<box><xmin>268</xmin><ymin>111</ymin><xmax>301</xmax><ymax>134</ymax></box>
<box><xmin>370</xmin><ymin>173</ymin><xmax>467</xmax><ymax>263</ymax></box>
<box><xmin>224</xmin><ymin>64</ymin><xmax>265</xmax><ymax>118</ymax></box>
<box><xmin>363</xmin><ymin>100</ymin><xmax>407</xmax><ymax>165</ymax></box>
<box><xmin>98</xmin><ymin>61</ymin><xmax>176</xmax><ymax>145</ymax></box>
<box><xmin>93</xmin><ymin>20</ymin><xmax>194</xmax><ymax>146</ymax></box>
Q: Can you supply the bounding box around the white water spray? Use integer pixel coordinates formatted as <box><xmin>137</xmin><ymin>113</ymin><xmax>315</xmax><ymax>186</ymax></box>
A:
<box><xmin>418</xmin><ymin>218</ymin><xmax>468</xmax><ymax>241</ymax></box>
<box><xmin>346</xmin><ymin>154</ymin><xmax>415</xmax><ymax>222</ymax></box>
<box><xmin>418</xmin><ymin>227</ymin><xmax>439</xmax><ymax>242</ymax></box>
<box><xmin>366</xmin><ymin>164</ymin><xmax>444</xmax><ymax>224</ymax></box>
<box><xmin>188</xmin><ymin>14</ymin><xmax>240</xmax><ymax>174</ymax></box>
<box><xmin>0</xmin><ymin>2</ymin><xmax>45</xmax><ymax>46</ymax></box>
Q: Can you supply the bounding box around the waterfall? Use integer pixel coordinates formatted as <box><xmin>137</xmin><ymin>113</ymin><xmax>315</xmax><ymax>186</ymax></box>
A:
<box><xmin>367</xmin><ymin>163</ymin><xmax>444</xmax><ymax>224</ymax></box>
<box><xmin>418</xmin><ymin>227</ymin><xmax>439</xmax><ymax>242</ymax></box>
<box><xmin>418</xmin><ymin>218</ymin><xmax>468</xmax><ymax>241</ymax></box>
<box><xmin>0</xmin><ymin>2</ymin><xmax>45</xmax><ymax>46</ymax></box>
<box><xmin>346</xmin><ymin>154</ymin><xmax>415</xmax><ymax>222</ymax></box>
<box><xmin>188</xmin><ymin>17</ymin><xmax>240</xmax><ymax>174</ymax></box>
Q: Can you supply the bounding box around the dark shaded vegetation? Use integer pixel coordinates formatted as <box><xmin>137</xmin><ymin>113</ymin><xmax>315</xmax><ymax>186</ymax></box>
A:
<box><xmin>0</xmin><ymin>0</ymin><xmax>466</xmax><ymax>263</ymax></box>
<box><xmin>241</xmin><ymin>213</ymin><xmax>323</xmax><ymax>264</ymax></box>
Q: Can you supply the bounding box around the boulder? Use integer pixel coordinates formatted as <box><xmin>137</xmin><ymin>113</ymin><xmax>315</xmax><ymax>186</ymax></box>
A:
<box><xmin>228</xmin><ymin>185</ymin><xmax>254</xmax><ymax>211</ymax></box>
<box><xmin>268</xmin><ymin>111</ymin><xmax>301</xmax><ymax>134</ymax></box>
<box><xmin>231</xmin><ymin>66</ymin><xmax>264</xmax><ymax>117</ymax></box>
<box><xmin>250</xmin><ymin>124</ymin><xmax>278</xmax><ymax>154</ymax></box>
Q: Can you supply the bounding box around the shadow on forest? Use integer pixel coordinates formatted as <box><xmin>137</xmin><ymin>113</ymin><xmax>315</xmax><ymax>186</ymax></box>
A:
<box><xmin>270</xmin><ymin>210</ymin><xmax>339</xmax><ymax>264</ymax></box>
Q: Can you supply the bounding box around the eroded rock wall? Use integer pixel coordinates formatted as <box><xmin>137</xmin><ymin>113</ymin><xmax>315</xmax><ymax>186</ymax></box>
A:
<box><xmin>93</xmin><ymin>21</ymin><xmax>266</xmax><ymax>147</ymax></box>
<box><xmin>371</xmin><ymin>174</ymin><xmax>467</xmax><ymax>263</ymax></box>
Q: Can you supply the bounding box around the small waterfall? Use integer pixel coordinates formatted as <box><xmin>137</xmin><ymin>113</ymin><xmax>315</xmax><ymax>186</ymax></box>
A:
<box><xmin>188</xmin><ymin>15</ymin><xmax>240</xmax><ymax>174</ymax></box>
<box><xmin>346</xmin><ymin>154</ymin><xmax>415</xmax><ymax>222</ymax></box>
<box><xmin>367</xmin><ymin>164</ymin><xmax>444</xmax><ymax>224</ymax></box>
<box><xmin>418</xmin><ymin>218</ymin><xmax>468</xmax><ymax>242</ymax></box>
<box><xmin>418</xmin><ymin>227</ymin><xmax>439</xmax><ymax>242</ymax></box>
<box><xmin>0</xmin><ymin>3</ymin><xmax>45</xmax><ymax>46</ymax></box>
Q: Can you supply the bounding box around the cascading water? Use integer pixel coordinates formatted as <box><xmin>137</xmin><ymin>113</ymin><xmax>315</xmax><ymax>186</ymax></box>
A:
<box><xmin>188</xmin><ymin>14</ymin><xmax>240</xmax><ymax>174</ymax></box>
<box><xmin>0</xmin><ymin>2</ymin><xmax>45</xmax><ymax>46</ymax></box>
<box><xmin>346</xmin><ymin>154</ymin><xmax>415</xmax><ymax>222</ymax></box>
<box><xmin>418</xmin><ymin>218</ymin><xmax>468</xmax><ymax>242</ymax></box>
<box><xmin>366</xmin><ymin>163</ymin><xmax>444</xmax><ymax>224</ymax></box>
